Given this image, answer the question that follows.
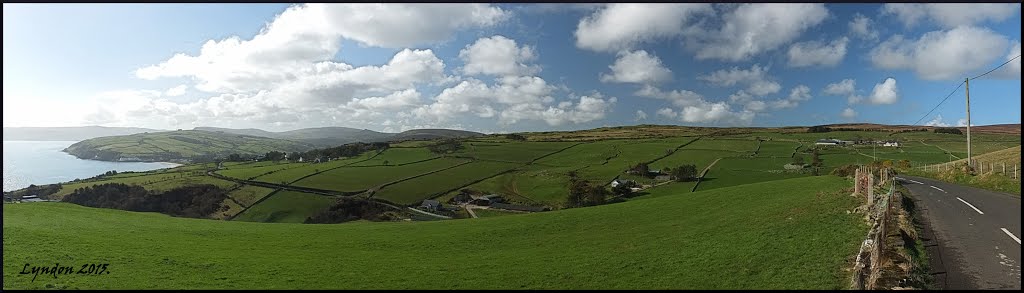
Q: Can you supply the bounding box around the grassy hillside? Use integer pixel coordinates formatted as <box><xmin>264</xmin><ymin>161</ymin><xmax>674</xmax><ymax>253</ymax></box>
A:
<box><xmin>3</xmin><ymin>176</ymin><xmax>864</xmax><ymax>290</ymax></box>
<box><xmin>64</xmin><ymin>130</ymin><xmax>315</xmax><ymax>162</ymax></box>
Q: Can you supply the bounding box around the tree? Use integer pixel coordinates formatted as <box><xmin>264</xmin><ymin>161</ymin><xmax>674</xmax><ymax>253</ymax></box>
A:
<box><xmin>505</xmin><ymin>133</ymin><xmax>527</xmax><ymax>141</ymax></box>
<box><xmin>628</xmin><ymin>162</ymin><xmax>650</xmax><ymax>176</ymax></box>
<box><xmin>611</xmin><ymin>180</ymin><xmax>637</xmax><ymax>196</ymax></box>
<box><xmin>896</xmin><ymin>159</ymin><xmax>911</xmax><ymax>170</ymax></box>
<box><xmin>671</xmin><ymin>164</ymin><xmax>698</xmax><ymax>182</ymax></box>
<box><xmin>792</xmin><ymin>156</ymin><xmax>805</xmax><ymax>165</ymax></box>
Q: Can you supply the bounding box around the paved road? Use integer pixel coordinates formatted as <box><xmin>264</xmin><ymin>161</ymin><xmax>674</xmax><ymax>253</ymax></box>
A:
<box><xmin>897</xmin><ymin>175</ymin><xmax>1021</xmax><ymax>290</ymax></box>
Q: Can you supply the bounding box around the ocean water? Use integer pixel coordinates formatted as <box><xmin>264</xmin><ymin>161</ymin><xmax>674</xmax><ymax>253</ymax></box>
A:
<box><xmin>3</xmin><ymin>141</ymin><xmax>179</xmax><ymax>192</ymax></box>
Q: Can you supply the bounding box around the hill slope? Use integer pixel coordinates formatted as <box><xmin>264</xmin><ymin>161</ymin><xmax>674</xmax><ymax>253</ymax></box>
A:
<box><xmin>2</xmin><ymin>176</ymin><xmax>864</xmax><ymax>289</ymax></box>
<box><xmin>63</xmin><ymin>130</ymin><xmax>315</xmax><ymax>162</ymax></box>
<box><xmin>2</xmin><ymin>126</ymin><xmax>162</xmax><ymax>141</ymax></box>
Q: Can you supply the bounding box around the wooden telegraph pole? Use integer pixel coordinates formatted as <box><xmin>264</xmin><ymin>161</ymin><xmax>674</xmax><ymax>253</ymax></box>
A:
<box><xmin>965</xmin><ymin>78</ymin><xmax>972</xmax><ymax>168</ymax></box>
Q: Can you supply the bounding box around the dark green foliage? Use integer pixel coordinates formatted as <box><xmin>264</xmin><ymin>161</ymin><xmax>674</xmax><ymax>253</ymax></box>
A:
<box><xmin>63</xmin><ymin>183</ymin><xmax>228</xmax><ymax>219</ymax></box>
<box><xmin>611</xmin><ymin>180</ymin><xmax>638</xmax><ymax>196</ymax></box>
<box><xmin>297</xmin><ymin>142</ymin><xmax>389</xmax><ymax>160</ymax></box>
<box><xmin>671</xmin><ymin>164</ymin><xmax>699</xmax><ymax>182</ymax></box>
<box><xmin>426</xmin><ymin>139</ymin><xmax>464</xmax><ymax>154</ymax></box>
<box><xmin>263</xmin><ymin>151</ymin><xmax>287</xmax><ymax>161</ymax></box>
<box><xmin>304</xmin><ymin>197</ymin><xmax>394</xmax><ymax>224</ymax></box>
<box><xmin>807</xmin><ymin>125</ymin><xmax>832</xmax><ymax>133</ymax></box>
<box><xmin>505</xmin><ymin>133</ymin><xmax>527</xmax><ymax>141</ymax></box>
<box><xmin>830</xmin><ymin>164</ymin><xmax>859</xmax><ymax>177</ymax></box>
<box><xmin>933</xmin><ymin>128</ymin><xmax>963</xmax><ymax>135</ymax></box>
<box><xmin>566</xmin><ymin>179</ymin><xmax>610</xmax><ymax>208</ymax></box>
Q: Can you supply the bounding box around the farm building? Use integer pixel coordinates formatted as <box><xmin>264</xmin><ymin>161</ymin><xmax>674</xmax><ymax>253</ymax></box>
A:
<box><xmin>489</xmin><ymin>203</ymin><xmax>549</xmax><ymax>212</ymax></box>
<box><xmin>610</xmin><ymin>179</ymin><xmax>635</xmax><ymax>188</ymax></box>
<box><xmin>469</xmin><ymin>194</ymin><xmax>503</xmax><ymax>206</ymax></box>
<box><xmin>419</xmin><ymin>199</ymin><xmax>442</xmax><ymax>211</ymax></box>
<box><xmin>814</xmin><ymin>139</ymin><xmax>842</xmax><ymax>146</ymax></box>
<box><xmin>882</xmin><ymin>141</ymin><xmax>901</xmax><ymax>147</ymax></box>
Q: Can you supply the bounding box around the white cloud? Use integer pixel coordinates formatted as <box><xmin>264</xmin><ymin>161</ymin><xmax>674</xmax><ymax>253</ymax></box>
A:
<box><xmin>744</xmin><ymin>100</ymin><xmax>767</xmax><ymax>112</ymax></box>
<box><xmin>868</xmin><ymin>77</ymin><xmax>899</xmax><ymax>105</ymax></box>
<box><xmin>635</xmin><ymin>110</ymin><xmax>648</xmax><ymax>121</ymax></box>
<box><xmin>135</xmin><ymin>4</ymin><xmax>503</xmax><ymax>93</ymax></box>
<box><xmin>344</xmin><ymin>89</ymin><xmax>421</xmax><ymax>111</ymax></box>
<box><xmin>637</xmin><ymin>85</ymin><xmax>754</xmax><ymax>124</ymax></box>
<box><xmin>924</xmin><ymin>114</ymin><xmax>951</xmax><ymax>127</ymax></box>
<box><xmin>956</xmin><ymin>118</ymin><xmax>968</xmax><ymax>127</ymax></box>
<box><xmin>992</xmin><ymin>41</ymin><xmax>1022</xmax><ymax>79</ymax></box>
<box><xmin>883</xmin><ymin>4</ymin><xmax>1020</xmax><ymax>29</ymax></box>
<box><xmin>823</xmin><ymin>79</ymin><xmax>856</xmax><ymax>96</ymax></box>
<box><xmin>164</xmin><ymin>85</ymin><xmax>188</xmax><ymax>97</ymax></box>
<box><xmin>870</xmin><ymin>26</ymin><xmax>1011</xmax><ymax>80</ymax></box>
<box><xmin>600</xmin><ymin>50</ymin><xmax>673</xmax><ymax>84</ymax></box>
<box><xmin>459</xmin><ymin>35</ymin><xmax>540</xmax><ymax>76</ymax></box>
<box><xmin>848</xmin><ymin>14</ymin><xmax>878</xmax><ymax>41</ymax></box>
<box><xmin>412</xmin><ymin>76</ymin><xmax>616</xmax><ymax>126</ymax></box>
<box><xmin>787</xmin><ymin>37</ymin><xmax>848</xmax><ymax>67</ymax></box>
<box><xmin>683</xmin><ymin>4</ymin><xmax>829</xmax><ymax>62</ymax></box>
<box><xmin>788</xmin><ymin>85</ymin><xmax>812</xmax><ymax>101</ymax></box>
<box><xmin>841</xmin><ymin>107</ymin><xmax>857</xmax><ymax>118</ymax></box>
<box><xmin>574</xmin><ymin>3</ymin><xmax>712</xmax><ymax>52</ymax></box>
<box><xmin>698</xmin><ymin>64</ymin><xmax>770</xmax><ymax>87</ymax></box>
<box><xmin>747</xmin><ymin>81</ymin><xmax>782</xmax><ymax>96</ymax></box>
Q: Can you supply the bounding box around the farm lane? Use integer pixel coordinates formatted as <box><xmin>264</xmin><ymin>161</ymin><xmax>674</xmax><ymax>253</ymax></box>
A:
<box><xmin>897</xmin><ymin>175</ymin><xmax>1021</xmax><ymax>290</ymax></box>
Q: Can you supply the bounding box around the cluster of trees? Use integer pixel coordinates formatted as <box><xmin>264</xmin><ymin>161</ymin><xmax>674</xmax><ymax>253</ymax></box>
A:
<box><xmin>296</xmin><ymin>142</ymin><xmax>390</xmax><ymax>161</ymax></box>
<box><xmin>665</xmin><ymin>164</ymin><xmax>698</xmax><ymax>182</ymax></box>
<box><xmin>225</xmin><ymin>153</ymin><xmax>258</xmax><ymax>162</ymax></box>
<box><xmin>3</xmin><ymin>184</ymin><xmax>62</xmax><ymax>200</ymax></box>
<box><xmin>566</xmin><ymin>179</ymin><xmax>611</xmax><ymax>208</ymax></box>
<box><xmin>304</xmin><ymin>197</ymin><xmax>395</xmax><ymax>224</ymax></box>
<box><xmin>806</xmin><ymin>126</ymin><xmax>832</xmax><ymax>133</ymax></box>
<box><xmin>933</xmin><ymin>128</ymin><xmax>963</xmax><ymax>135</ymax></box>
<box><xmin>626</xmin><ymin>162</ymin><xmax>651</xmax><ymax>177</ymax></box>
<box><xmin>427</xmin><ymin>139</ymin><xmax>464</xmax><ymax>154</ymax></box>
<box><xmin>505</xmin><ymin>133</ymin><xmax>527</xmax><ymax>141</ymax></box>
<box><xmin>63</xmin><ymin>183</ymin><xmax>228</xmax><ymax>219</ymax></box>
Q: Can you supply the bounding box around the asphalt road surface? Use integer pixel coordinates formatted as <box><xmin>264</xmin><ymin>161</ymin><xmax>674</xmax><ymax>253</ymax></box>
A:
<box><xmin>897</xmin><ymin>175</ymin><xmax>1021</xmax><ymax>290</ymax></box>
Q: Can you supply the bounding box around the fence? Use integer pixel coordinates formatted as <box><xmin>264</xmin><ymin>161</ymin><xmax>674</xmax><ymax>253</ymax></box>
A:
<box><xmin>851</xmin><ymin>167</ymin><xmax>897</xmax><ymax>290</ymax></box>
<box><xmin>915</xmin><ymin>160</ymin><xmax>1019</xmax><ymax>179</ymax></box>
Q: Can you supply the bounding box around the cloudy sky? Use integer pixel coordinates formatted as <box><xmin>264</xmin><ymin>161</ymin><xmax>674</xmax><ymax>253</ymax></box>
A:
<box><xmin>3</xmin><ymin>3</ymin><xmax>1021</xmax><ymax>133</ymax></box>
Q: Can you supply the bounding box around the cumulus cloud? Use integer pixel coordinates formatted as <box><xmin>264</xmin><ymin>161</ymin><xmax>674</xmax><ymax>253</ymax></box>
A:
<box><xmin>883</xmin><ymin>3</ymin><xmax>1020</xmax><ymax>29</ymax></box>
<box><xmin>164</xmin><ymin>85</ymin><xmax>188</xmax><ymax>97</ymax></box>
<box><xmin>787</xmin><ymin>37</ymin><xmax>848</xmax><ymax>67</ymax></box>
<box><xmin>459</xmin><ymin>35</ymin><xmax>540</xmax><ymax>76</ymax></box>
<box><xmin>635</xmin><ymin>110</ymin><xmax>648</xmax><ymax>121</ymax></box>
<box><xmin>413</xmin><ymin>76</ymin><xmax>616</xmax><ymax>126</ymax></box>
<box><xmin>788</xmin><ymin>85</ymin><xmax>812</xmax><ymax>101</ymax></box>
<box><xmin>599</xmin><ymin>50</ymin><xmax>673</xmax><ymax>84</ymax></box>
<box><xmin>924</xmin><ymin>114</ymin><xmax>951</xmax><ymax>127</ymax></box>
<box><xmin>956</xmin><ymin>118</ymin><xmax>968</xmax><ymax>127</ymax></box>
<box><xmin>841</xmin><ymin>107</ymin><xmax>857</xmax><ymax>118</ymax></box>
<box><xmin>574</xmin><ymin>3</ymin><xmax>712</xmax><ymax>52</ymax></box>
<box><xmin>870</xmin><ymin>26</ymin><xmax>1011</xmax><ymax>80</ymax></box>
<box><xmin>848</xmin><ymin>13</ymin><xmax>878</xmax><ymax>41</ymax></box>
<box><xmin>992</xmin><ymin>41</ymin><xmax>1022</xmax><ymax>79</ymax></box>
<box><xmin>868</xmin><ymin>78</ymin><xmax>899</xmax><ymax>105</ymax></box>
<box><xmin>636</xmin><ymin>85</ymin><xmax>754</xmax><ymax>124</ymax></box>
<box><xmin>135</xmin><ymin>4</ymin><xmax>504</xmax><ymax>93</ymax></box>
<box><xmin>699</xmin><ymin>64</ymin><xmax>781</xmax><ymax>101</ymax></box>
<box><xmin>823</xmin><ymin>79</ymin><xmax>856</xmax><ymax>96</ymax></box>
<box><xmin>683</xmin><ymin>4</ymin><xmax>829</xmax><ymax>62</ymax></box>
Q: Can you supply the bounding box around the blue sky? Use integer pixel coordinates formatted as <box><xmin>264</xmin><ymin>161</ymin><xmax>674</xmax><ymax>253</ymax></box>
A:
<box><xmin>2</xmin><ymin>3</ymin><xmax>1020</xmax><ymax>133</ymax></box>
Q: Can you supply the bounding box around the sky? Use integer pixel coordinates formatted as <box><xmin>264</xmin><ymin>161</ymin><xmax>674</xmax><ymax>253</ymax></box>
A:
<box><xmin>2</xmin><ymin>3</ymin><xmax>1021</xmax><ymax>133</ymax></box>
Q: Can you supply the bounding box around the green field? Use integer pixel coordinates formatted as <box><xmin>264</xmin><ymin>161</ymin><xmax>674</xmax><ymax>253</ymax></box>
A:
<box><xmin>3</xmin><ymin>176</ymin><xmax>864</xmax><ymax>289</ymax></box>
<box><xmin>215</xmin><ymin>163</ymin><xmax>303</xmax><ymax>180</ymax></box>
<box><xmin>232</xmin><ymin>191</ymin><xmax>336</xmax><ymax>223</ymax></box>
<box><xmin>226</xmin><ymin>185</ymin><xmax>276</xmax><ymax>207</ymax></box>
<box><xmin>348</xmin><ymin>147</ymin><xmax>438</xmax><ymax>166</ymax></box>
<box><xmin>697</xmin><ymin>157</ymin><xmax>809</xmax><ymax>191</ymax></box>
<box><xmin>472</xmin><ymin>208</ymin><xmax>524</xmax><ymax>218</ymax></box>
<box><xmin>373</xmin><ymin>161</ymin><xmax>522</xmax><ymax>205</ymax></box>
<box><xmin>455</xmin><ymin>164</ymin><xmax>578</xmax><ymax>207</ymax></box>
<box><xmin>456</xmin><ymin>141</ymin><xmax>579</xmax><ymax>163</ymax></box>
<box><xmin>292</xmin><ymin>157</ymin><xmax>471</xmax><ymax>193</ymax></box>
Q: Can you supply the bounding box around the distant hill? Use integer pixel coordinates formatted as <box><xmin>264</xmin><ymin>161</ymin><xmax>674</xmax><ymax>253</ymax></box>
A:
<box><xmin>194</xmin><ymin>126</ymin><xmax>481</xmax><ymax>146</ymax></box>
<box><xmin>818</xmin><ymin>123</ymin><xmax>1021</xmax><ymax>135</ymax></box>
<box><xmin>64</xmin><ymin>130</ymin><xmax>315</xmax><ymax>163</ymax></box>
<box><xmin>3</xmin><ymin>126</ymin><xmax>163</xmax><ymax>141</ymax></box>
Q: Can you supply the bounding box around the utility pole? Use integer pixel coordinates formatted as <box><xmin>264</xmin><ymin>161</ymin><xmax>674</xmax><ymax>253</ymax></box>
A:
<box><xmin>965</xmin><ymin>78</ymin><xmax>972</xmax><ymax>167</ymax></box>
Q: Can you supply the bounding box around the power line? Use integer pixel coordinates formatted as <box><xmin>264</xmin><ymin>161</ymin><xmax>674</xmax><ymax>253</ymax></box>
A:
<box><xmin>970</xmin><ymin>54</ymin><xmax>1021</xmax><ymax>80</ymax></box>
<box><xmin>911</xmin><ymin>80</ymin><xmax>965</xmax><ymax>126</ymax></box>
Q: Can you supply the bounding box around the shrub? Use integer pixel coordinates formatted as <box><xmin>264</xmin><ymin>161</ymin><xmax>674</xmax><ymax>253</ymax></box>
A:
<box><xmin>831</xmin><ymin>164</ymin><xmax>860</xmax><ymax>177</ymax></box>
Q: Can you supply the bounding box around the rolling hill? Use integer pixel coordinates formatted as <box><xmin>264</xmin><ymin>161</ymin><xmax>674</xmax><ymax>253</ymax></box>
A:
<box><xmin>63</xmin><ymin>130</ymin><xmax>316</xmax><ymax>163</ymax></box>
<box><xmin>2</xmin><ymin>126</ymin><xmax>163</xmax><ymax>141</ymax></box>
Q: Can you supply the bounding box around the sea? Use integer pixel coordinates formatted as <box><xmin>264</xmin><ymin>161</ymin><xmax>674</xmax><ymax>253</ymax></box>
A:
<box><xmin>3</xmin><ymin>141</ymin><xmax>179</xmax><ymax>192</ymax></box>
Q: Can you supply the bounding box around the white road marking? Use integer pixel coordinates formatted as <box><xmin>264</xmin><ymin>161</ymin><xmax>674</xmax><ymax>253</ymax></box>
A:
<box><xmin>899</xmin><ymin>177</ymin><xmax>924</xmax><ymax>184</ymax></box>
<box><xmin>930</xmin><ymin>185</ymin><xmax>946</xmax><ymax>193</ymax></box>
<box><xmin>956</xmin><ymin>197</ymin><xmax>985</xmax><ymax>215</ymax></box>
<box><xmin>1002</xmin><ymin>228</ymin><xmax>1021</xmax><ymax>244</ymax></box>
